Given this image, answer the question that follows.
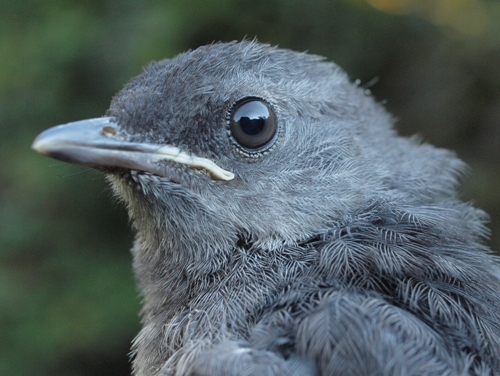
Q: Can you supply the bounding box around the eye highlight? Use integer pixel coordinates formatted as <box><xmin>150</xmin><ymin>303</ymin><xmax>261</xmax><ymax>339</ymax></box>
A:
<box><xmin>228</xmin><ymin>97</ymin><xmax>277</xmax><ymax>153</ymax></box>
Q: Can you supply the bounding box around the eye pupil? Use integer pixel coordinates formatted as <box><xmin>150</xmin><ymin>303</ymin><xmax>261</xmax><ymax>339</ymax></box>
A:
<box><xmin>230</xmin><ymin>98</ymin><xmax>277</xmax><ymax>151</ymax></box>
<box><xmin>239</xmin><ymin>116</ymin><xmax>265</xmax><ymax>135</ymax></box>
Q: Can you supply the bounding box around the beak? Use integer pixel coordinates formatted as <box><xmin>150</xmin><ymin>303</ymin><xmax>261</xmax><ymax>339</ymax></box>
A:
<box><xmin>31</xmin><ymin>117</ymin><xmax>234</xmax><ymax>181</ymax></box>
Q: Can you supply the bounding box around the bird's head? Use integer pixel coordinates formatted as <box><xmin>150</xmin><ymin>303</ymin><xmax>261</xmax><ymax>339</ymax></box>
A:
<box><xmin>32</xmin><ymin>41</ymin><xmax>460</xmax><ymax>264</ymax></box>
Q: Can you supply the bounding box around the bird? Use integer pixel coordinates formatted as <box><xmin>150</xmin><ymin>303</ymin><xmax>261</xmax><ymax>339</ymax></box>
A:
<box><xmin>32</xmin><ymin>41</ymin><xmax>500</xmax><ymax>376</ymax></box>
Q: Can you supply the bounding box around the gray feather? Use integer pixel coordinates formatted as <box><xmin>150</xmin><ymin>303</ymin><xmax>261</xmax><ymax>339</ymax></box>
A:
<box><xmin>36</xmin><ymin>40</ymin><xmax>500</xmax><ymax>375</ymax></box>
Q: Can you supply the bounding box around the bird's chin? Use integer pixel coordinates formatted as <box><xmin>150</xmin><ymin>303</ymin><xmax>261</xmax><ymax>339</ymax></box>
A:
<box><xmin>105</xmin><ymin>170</ymin><xmax>159</xmax><ymax>210</ymax></box>
<box><xmin>104</xmin><ymin>161</ymin><xmax>207</xmax><ymax>197</ymax></box>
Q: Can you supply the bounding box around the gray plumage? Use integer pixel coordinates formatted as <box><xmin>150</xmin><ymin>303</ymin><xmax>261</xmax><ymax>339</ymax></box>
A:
<box><xmin>32</xmin><ymin>41</ymin><xmax>500</xmax><ymax>376</ymax></box>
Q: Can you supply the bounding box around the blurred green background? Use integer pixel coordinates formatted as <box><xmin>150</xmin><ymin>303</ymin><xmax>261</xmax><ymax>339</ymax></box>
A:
<box><xmin>1</xmin><ymin>0</ymin><xmax>499</xmax><ymax>375</ymax></box>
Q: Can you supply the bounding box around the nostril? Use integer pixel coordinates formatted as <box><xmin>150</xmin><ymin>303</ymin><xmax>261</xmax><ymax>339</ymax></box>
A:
<box><xmin>101</xmin><ymin>126</ymin><xmax>117</xmax><ymax>137</ymax></box>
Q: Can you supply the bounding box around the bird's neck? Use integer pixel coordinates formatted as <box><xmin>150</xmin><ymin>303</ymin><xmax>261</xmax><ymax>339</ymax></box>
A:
<box><xmin>129</xmin><ymin>207</ymin><xmax>322</xmax><ymax>375</ymax></box>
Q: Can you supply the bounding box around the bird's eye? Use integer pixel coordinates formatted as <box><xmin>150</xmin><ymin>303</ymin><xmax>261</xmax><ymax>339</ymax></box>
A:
<box><xmin>229</xmin><ymin>98</ymin><xmax>277</xmax><ymax>152</ymax></box>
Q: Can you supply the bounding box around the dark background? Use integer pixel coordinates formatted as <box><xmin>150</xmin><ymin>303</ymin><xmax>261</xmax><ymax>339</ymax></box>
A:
<box><xmin>1</xmin><ymin>0</ymin><xmax>499</xmax><ymax>375</ymax></box>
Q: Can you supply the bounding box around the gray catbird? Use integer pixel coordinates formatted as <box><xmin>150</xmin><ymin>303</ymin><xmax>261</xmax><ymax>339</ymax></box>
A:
<box><xmin>32</xmin><ymin>41</ymin><xmax>500</xmax><ymax>376</ymax></box>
